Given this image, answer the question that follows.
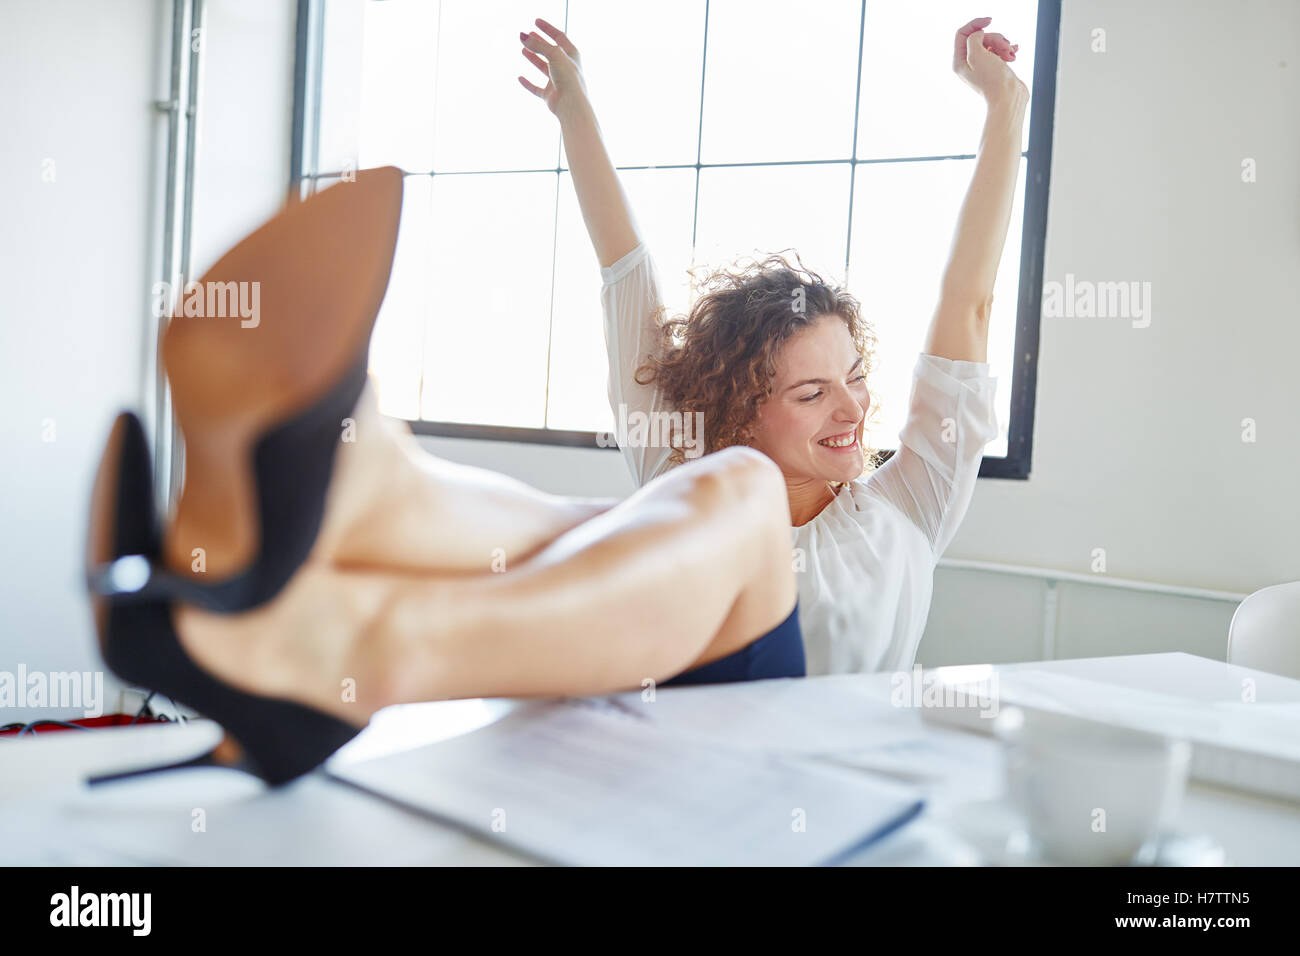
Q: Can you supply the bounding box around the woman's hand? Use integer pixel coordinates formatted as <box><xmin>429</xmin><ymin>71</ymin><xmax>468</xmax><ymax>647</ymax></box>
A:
<box><xmin>952</xmin><ymin>16</ymin><xmax>1028</xmax><ymax>107</ymax></box>
<box><xmin>516</xmin><ymin>17</ymin><xmax>639</xmax><ymax>270</ymax></box>
<box><xmin>517</xmin><ymin>17</ymin><xmax>589</xmax><ymax>117</ymax></box>
<box><xmin>926</xmin><ymin>18</ymin><xmax>1029</xmax><ymax>364</ymax></box>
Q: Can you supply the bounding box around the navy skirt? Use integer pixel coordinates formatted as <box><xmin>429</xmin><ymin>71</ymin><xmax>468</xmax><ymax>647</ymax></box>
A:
<box><xmin>663</xmin><ymin>601</ymin><xmax>805</xmax><ymax>686</ymax></box>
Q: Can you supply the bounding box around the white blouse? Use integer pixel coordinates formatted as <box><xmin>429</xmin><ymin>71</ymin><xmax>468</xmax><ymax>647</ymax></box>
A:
<box><xmin>600</xmin><ymin>242</ymin><xmax>1000</xmax><ymax>675</ymax></box>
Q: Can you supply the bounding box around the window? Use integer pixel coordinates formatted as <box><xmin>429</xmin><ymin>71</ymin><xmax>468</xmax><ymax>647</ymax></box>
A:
<box><xmin>294</xmin><ymin>0</ymin><xmax>1058</xmax><ymax>478</ymax></box>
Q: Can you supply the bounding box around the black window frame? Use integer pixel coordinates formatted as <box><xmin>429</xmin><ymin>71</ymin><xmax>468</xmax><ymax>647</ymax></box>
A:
<box><xmin>291</xmin><ymin>0</ymin><xmax>1059</xmax><ymax>480</ymax></box>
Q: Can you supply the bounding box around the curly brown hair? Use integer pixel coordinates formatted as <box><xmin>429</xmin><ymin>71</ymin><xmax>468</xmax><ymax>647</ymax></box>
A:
<box><xmin>635</xmin><ymin>248</ymin><xmax>881</xmax><ymax>474</ymax></box>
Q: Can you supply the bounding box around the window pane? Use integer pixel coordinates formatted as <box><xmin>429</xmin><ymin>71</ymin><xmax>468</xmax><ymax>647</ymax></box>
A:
<box><xmin>857</xmin><ymin>0</ymin><xmax>1036</xmax><ymax>160</ymax></box>
<box><xmin>317</xmin><ymin>3</ymin><xmax>364</xmax><ymax>175</ymax></box>
<box><xmin>564</xmin><ymin>0</ymin><xmax>705</xmax><ymax>169</ymax></box>
<box><xmin>695</xmin><ymin>163</ymin><xmax>851</xmax><ymax>285</ymax></box>
<box><xmin>700</xmin><ymin>0</ymin><xmax>861</xmax><ymax>164</ymax></box>
<box><xmin>848</xmin><ymin>159</ymin><xmax>970</xmax><ymax>449</ymax></box>
<box><xmin>419</xmin><ymin>172</ymin><xmax>557</xmax><ymax>426</ymax></box>
<box><xmin>315</xmin><ymin>0</ymin><xmax>1040</xmax><ymax>466</ymax></box>
<box><xmin>432</xmin><ymin>0</ymin><xmax>566</xmax><ymax>172</ymax></box>
<box><xmin>848</xmin><ymin>157</ymin><xmax>1021</xmax><ymax>457</ymax></box>
<box><xmin>547</xmin><ymin>167</ymin><xmax>697</xmax><ymax>433</ymax></box>
<box><xmin>369</xmin><ymin>175</ymin><xmax>431</xmax><ymax>421</ymax></box>
<box><xmin>357</xmin><ymin>0</ymin><xmax>441</xmax><ymax>173</ymax></box>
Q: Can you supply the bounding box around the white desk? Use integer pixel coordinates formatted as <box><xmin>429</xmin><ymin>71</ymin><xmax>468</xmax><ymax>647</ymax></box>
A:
<box><xmin>2</xmin><ymin>653</ymin><xmax>1298</xmax><ymax>866</ymax></box>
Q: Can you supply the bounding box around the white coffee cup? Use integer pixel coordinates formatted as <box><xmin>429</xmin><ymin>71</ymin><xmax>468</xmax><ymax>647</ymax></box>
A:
<box><xmin>993</xmin><ymin>706</ymin><xmax>1192</xmax><ymax>865</ymax></box>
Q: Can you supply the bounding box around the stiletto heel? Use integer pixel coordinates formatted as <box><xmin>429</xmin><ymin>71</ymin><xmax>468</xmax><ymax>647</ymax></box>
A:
<box><xmin>87</xmin><ymin>413</ymin><xmax>365</xmax><ymax>787</ymax></box>
<box><xmin>86</xmin><ymin>166</ymin><xmax>404</xmax><ymax>613</ymax></box>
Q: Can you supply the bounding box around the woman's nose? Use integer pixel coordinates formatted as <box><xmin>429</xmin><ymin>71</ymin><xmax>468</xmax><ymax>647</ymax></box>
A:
<box><xmin>833</xmin><ymin>387</ymin><xmax>863</xmax><ymax>422</ymax></box>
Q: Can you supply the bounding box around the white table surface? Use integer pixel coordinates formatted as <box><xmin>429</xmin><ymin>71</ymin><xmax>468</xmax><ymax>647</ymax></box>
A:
<box><xmin>2</xmin><ymin>652</ymin><xmax>1298</xmax><ymax>866</ymax></box>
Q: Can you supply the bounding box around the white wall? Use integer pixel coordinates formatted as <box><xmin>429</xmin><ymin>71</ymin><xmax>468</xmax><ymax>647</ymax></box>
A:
<box><xmin>922</xmin><ymin>0</ymin><xmax>1299</xmax><ymax>664</ymax></box>
<box><xmin>956</xmin><ymin>0</ymin><xmax>1300</xmax><ymax>593</ymax></box>
<box><xmin>0</xmin><ymin>0</ymin><xmax>170</xmax><ymax>723</ymax></box>
<box><xmin>0</xmin><ymin>0</ymin><xmax>298</xmax><ymax>722</ymax></box>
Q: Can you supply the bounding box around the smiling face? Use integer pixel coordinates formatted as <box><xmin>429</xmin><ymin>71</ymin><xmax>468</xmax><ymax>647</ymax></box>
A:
<box><xmin>748</xmin><ymin>313</ymin><xmax>870</xmax><ymax>485</ymax></box>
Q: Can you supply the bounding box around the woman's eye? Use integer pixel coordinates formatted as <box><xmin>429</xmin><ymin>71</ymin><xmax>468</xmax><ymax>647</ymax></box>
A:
<box><xmin>800</xmin><ymin>391</ymin><xmax>822</xmax><ymax>403</ymax></box>
<box><xmin>850</xmin><ymin>374</ymin><xmax>866</xmax><ymax>384</ymax></box>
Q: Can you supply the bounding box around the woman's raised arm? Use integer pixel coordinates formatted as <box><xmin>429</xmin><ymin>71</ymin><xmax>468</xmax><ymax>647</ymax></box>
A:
<box><xmin>923</xmin><ymin>17</ymin><xmax>1029</xmax><ymax>364</ymax></box>
<box><xmin>518</xmin><ymin>18</ymin><xmax>641</xmax><ymax>268</ymax></box>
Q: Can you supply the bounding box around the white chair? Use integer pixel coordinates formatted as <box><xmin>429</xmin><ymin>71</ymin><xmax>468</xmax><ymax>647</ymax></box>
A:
<box><xmin>1227</xmin><ymin>581</ymin><xmax>1300</xmax><ymax>680</ymax></box>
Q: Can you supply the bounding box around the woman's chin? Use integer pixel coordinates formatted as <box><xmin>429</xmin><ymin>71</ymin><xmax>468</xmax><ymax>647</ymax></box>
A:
<box><xmin>815</xmin><ymin>458</ymin><xmax>865</xmax><ymax>485</ymax></box>
<box><xmin>837</xmin><ymin>463</ymin><xmax>865</xmax><ymax>484</ymax></box>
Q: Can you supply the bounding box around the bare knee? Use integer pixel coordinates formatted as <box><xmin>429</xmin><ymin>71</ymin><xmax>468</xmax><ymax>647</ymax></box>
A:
<box><xmin>677</xmin><ymin>445</ymin><xmax>785</xmax><ymax>513</ymax></box>
<box><xmin>709</xmin><ymin>446</ymin><xmax>789</xmax><ymax>533</ymax></box>
<box><xmin>669</xmin><ymin>447</ymin><xmax>797</xmax><ymax>663</ymax></box>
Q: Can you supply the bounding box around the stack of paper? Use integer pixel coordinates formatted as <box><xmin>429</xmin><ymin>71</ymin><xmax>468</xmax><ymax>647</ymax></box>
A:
<box><xmin>950</xmin><ymin>669</ymin><xmax>1300</xmax><ymax>803</ymax></box>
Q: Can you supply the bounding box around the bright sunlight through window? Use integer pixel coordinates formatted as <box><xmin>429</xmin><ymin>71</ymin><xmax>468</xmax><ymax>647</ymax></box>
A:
<box><xmin>308</xmin><ymin>0</ymin><xmax>1048</xmax><ymax>464</ymax></box>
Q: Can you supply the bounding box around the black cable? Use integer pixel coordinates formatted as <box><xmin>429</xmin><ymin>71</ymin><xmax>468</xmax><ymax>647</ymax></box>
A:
<box><xmin>16</xmin><ymin>720</ymin><xmax>92</xmax><ymax>736</ymax></box>
<box><xmin>129</xmin><ymin>691</ymin><xmax>157</xmax><ymax>725</ymax></box>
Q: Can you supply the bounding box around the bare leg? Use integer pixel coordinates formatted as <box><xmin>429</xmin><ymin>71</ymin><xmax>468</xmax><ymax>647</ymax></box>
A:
<box><xmin>175</xmin><ymin>445</ymin><xmax>797</xmax><ymax>725</ymax></box>
<box><xmin>156</xmin><ymin>168</ymin><xmax>798</xmax><ymax>732</ymax></box>
<box><xmin>309</xmin><ymin>382</ymin><xmax>620</xmax><ymax>575</ymax></box>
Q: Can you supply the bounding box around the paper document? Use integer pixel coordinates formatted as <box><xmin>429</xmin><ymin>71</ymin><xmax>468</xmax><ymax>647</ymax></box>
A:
<box><xmin>611</xmin><ymin>674</ymin><xmax>923</xmax><ymax>754</ymax></box>
<box><xmin>331</xmin><ymin>697</ymin><xmax>923</xmax><ymax>866</ymax></box>
<box><xmin>610</xmin><ymin>677</ymin><xmax>1004</xmax><ymax>804</ymax></box>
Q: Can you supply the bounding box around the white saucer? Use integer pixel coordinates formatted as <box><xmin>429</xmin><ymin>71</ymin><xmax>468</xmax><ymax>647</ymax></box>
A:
<box><xmin>936</xmin><ymin>799</ymin><xmax>1227</xmax><ymax>867</ymax></box>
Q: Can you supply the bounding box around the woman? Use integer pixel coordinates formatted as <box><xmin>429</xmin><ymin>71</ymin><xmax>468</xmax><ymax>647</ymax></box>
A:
<box><xmin>519</xmin><ymin>15</ymin><xmax>1028</xmax><ymax>675</ymax></box>
<box><xmin>88</xmin><ymin>166</ymin><xmax>804</xmax><ymax>787</ymax></box>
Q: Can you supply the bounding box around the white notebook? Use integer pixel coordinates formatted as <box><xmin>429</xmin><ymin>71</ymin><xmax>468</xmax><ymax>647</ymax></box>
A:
<box><xmin>329</xmin><ymin>697</ymin><xmax>924</xmax><ymax>866</ymax></box>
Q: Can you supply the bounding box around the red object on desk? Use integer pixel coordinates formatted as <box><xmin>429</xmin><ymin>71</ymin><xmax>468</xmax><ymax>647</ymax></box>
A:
<box><xmin>0</xmin><ymin>714</ymin><xmax>174</xmax><ymax>736</ymax></box>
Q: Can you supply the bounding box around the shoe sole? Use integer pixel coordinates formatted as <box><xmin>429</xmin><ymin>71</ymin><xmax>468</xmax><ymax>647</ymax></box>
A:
<box><xmin>161</xmin><ymin>167</ymin><xmax>404</xmax><ymax>579</ymax></box>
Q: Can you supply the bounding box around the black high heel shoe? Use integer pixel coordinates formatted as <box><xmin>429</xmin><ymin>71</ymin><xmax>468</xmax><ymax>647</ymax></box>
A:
<box><xmin>87</xmin><ymin>412</ymin><xmax>365</xmax><ymax>787</ymax></box>
<box><xmin>84</xmin><ymin>168</ymin><xmax>403</xmax><ymax>785</ymax></box>
<box><xmin>87</xmin><ymin>166</ymin><xmax>404</xmax><ymax>615</ymax></box>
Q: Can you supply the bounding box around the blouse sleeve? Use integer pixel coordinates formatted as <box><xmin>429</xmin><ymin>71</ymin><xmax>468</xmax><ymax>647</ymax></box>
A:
<box><xmin>861</xmin><ymin>352</ymin><xmax>1000</xmax><ymax>558</ymax></box>
<box><xmin>600</xmin><ymin>242</ymin><xmax>677</xmax><ymax>486</ymax></box>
